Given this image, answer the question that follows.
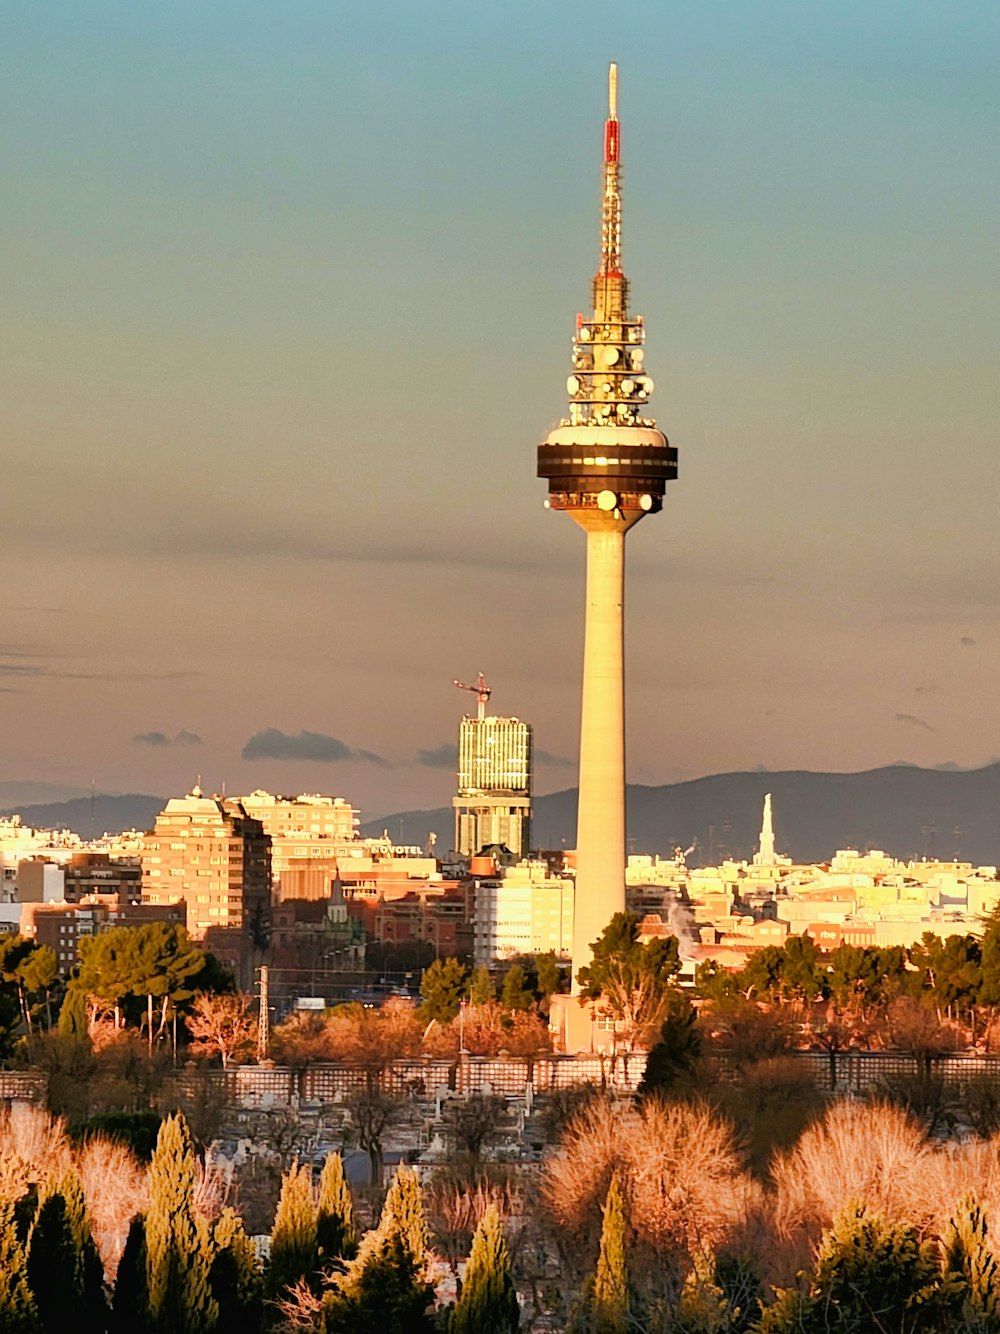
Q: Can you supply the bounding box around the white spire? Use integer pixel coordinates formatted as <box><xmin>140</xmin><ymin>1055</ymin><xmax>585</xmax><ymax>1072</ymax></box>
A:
<box><xmin>754</xmin><ymin>792</ymin><xmax>776</xmax><ymax>867</ymax></box>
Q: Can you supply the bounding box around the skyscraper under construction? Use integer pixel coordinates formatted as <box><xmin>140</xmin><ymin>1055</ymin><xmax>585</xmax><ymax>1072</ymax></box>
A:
<box><xmin>452</xmin><ymin>675</ymin><xmax>533</xmax><ymax>858</ymax></box>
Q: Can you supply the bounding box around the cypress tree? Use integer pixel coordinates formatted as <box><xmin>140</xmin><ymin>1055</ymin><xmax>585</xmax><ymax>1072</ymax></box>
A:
<box><xmin>449</xmin><ymin>1205</ymin><xmax>519</xmax><ymax>1334</ymax></box>
<box><xmin>145</xmin><ymin>1113</ymin><xmax>218</xmax><ymax>1334</ymax></box>
<box><xmin>266</xmin><ymin>1162</ymin><xmax>317</xmax><ymax>1302</ymax></box>
<box><xmin>26</xmin><ymin>1175</ymin><xmax>106</xmax><ymax>1334</ymax></box>
<box><xmin>323</xmin><ymin>1165</ymin><xmax>435</xmax><ymax>1334</ymax></box>
<box><xmin>572</xmin><ymin>1175</ymin><xmax>630</xmax><ymax>1334</ymax></box>
<box><xmin>111</xmin><ymin>1215</ymin><xmax>150</xmax><ymax>1334</ymax></box>
<box><xmin>941</xmin><ymin>1198</ymin><xmax>1000</xmax><ymax>1328</ymax></box>
<box><xmin>0</xmin><ymin>1197</ymin><xmax>38</xmax><ymax>1334</ymax></box>
<box><xmin>316</xmin><ymin>1152</ymin><xmax>357</xmax><ymax>1264</ymax></box>
<box><xmin>25</xmin><ymin>1192</ymin><xmax>78</xmax><ymax>1334</ymax></box>
<box><xmin>210</xmin><ymin>1207</ymin><xmax>262</xmax><ymax>1334</ymax></box>
<box><xmin>58</xmin><ymin>1171</ymin><xmax>108</xmax><ymax>1334</ymax></box>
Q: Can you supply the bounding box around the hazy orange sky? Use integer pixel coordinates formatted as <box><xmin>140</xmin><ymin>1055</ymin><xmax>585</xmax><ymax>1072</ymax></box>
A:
<box><xmin>3</xmin><ymin>1</ymin><xmax>999</xmax><ymax>819</ymax></box>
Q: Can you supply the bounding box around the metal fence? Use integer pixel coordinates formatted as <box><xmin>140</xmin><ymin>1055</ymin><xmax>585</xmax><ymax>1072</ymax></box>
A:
<box><xmin>161</xmin><ymin>1048</ymin><xmax>1000</xmax><ymax>1110</ymax></box>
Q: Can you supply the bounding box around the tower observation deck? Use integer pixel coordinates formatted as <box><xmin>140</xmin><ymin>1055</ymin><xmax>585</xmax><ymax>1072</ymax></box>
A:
<box><xmin>537</xmin><ymin>64</ymin><xmax>679</xmax><ymax>985</ymax></box>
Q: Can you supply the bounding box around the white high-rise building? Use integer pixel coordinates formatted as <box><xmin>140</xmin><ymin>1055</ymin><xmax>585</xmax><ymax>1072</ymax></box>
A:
<box><xmin>472</xmin><ymin>860</ymin><xmax>573</xmax><ymax>966</ymax></box>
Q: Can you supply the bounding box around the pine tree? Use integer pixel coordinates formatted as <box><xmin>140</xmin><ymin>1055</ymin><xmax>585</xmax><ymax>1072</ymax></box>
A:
<box><xmin>316</xmin><ymin>1152</ymin><xmax>357</xmax><ymax>1264</ymax></box>
<box><xmin>111</xmin><ymin>1215</ymin><xmax>150</xmax><ymax>1334</ymax></box>
<box><xmin>0</xmin><ymin>1197</ymin><xmax>38</xmax><ymax>1334</ymax></box>
<box><xmin>500</xmin><ymin>965</ymin><xmax>534</xmax><ymax>1013</ymax></box>
<box><xmin>449</xmin><ymin>1205</ymin><xmax>519</xmax><ymax>1334</ymax></box>
<box><xmin>145</xmin><ymin>1113</ymin><xmax>218</xmax><ymax>1334</ymax></box>
<box><xmin>266</xmin><ymin>1162</ymin><xmax>317</xmax><ymax>1302</ymax></box>
<box><xmin>572</xmin><ymin>1175</ymin><xmax>630</xmax><ymax>1334</ymax></box>
<box><xmin>26</xmin><ymin>1174</ymin><xmax>106</xmax><ymax>1334</ymax></box>
<box><xmin>210</xmin><ymin>1207</ymin><xmax>262</xmax><ymax>1334</ymax></box>
<box><xmin>323</xmin><ymin>1165</ymin><xmax>435</xmax><ymax>1334</ymax></box>
<box><xmin>637</xmin><ymin>991</ymin><xmax>702</xmax><ymax>1099</ymax></box>
<box><xmin>941</xmin><ymin>1198</ymin><xmax>1000</xmax><ymax>1329</ymax></box>
<box><xmin>469</xmin><ymin>967</ymin><xmax>495</xmax><ymax>1007</ymax></box>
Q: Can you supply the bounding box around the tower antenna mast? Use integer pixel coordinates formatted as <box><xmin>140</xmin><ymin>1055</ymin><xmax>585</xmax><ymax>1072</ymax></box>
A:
<box><xmin>536</xmin><ymin>63</ymin><xmax>680</xmax><ymax>985</ymax></box>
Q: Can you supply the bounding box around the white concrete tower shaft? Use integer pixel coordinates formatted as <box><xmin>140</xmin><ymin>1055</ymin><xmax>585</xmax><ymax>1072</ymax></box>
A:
<box><xmin>537</xmin><ymin>64</ymin><xmax>679</xmax><ymax>984</ymax></box>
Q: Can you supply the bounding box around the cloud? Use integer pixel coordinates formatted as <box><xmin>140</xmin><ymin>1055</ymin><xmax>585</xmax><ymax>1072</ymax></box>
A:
<box><xmin>418</xmin><ymin>744</ymin><xmax>457</xmax><ymax>769</ymax></box>
<box><xmin>242</xmin><ymin>728</ymin><xmax>388</xmax><ymax>767</ymax></box>
<box><xmin>961</xmin><ymin>636</ymin><xmax>977</xmax><ymax>647</ymax></box>
<box><xmin>133</xmin><ymin>730</ymin><xmax>202</xmax><ymax>748</ymax></box>
<box><xmin>894</xmin><ymin>712</ymin><xmax>936</xmax><ymax>733</ymax></box>
<box><xmin>0</xmin><ymin>662</ymin><xmax>197</xmax><ymax>683</ymax></box>
<box><xmin>535</xmin><ymin>749</ymin><xmax>574</xmax><ymax>768</ymax></box>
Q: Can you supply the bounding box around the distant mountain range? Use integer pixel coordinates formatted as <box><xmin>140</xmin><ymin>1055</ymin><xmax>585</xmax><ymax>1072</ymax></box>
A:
<box><xmin>0</xmin><ymin>794</ymin><xmax>165</xmax><ymax>840</ymax></box>
<box><xmin>362</xmin><ymin>763</ymin><xmax>1000</xmax><ymax>866</ymax></box>
<box><xmin>6</xmin><ymin>763</ymin><xmax>1000</xmax><ymax>865</ymax></box>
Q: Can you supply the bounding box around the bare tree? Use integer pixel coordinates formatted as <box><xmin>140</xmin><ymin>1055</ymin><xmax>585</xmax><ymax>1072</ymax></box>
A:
<box><xmin>348</xmin><ymin>1087</ymin><xmax>402</xmax><ymax>1185</ymax></box>
<box><xmin>187</xmin><ymin>991</ymin><xmax>256</xmax><ymax>1069</ymax></box>
<box><xmin>442</xmin><ymin>1092</ymin><xmax>505</xmax><ymax>1160</ymax></box>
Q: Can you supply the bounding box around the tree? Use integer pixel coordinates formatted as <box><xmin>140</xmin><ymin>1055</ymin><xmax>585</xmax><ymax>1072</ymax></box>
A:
<box><xmin>741</xmin><ymin>935</ymin><xmax>824</xmax><ymax>1004</ymax></box>
<box><xmin>316</xmin><ymin>1152</ymin><xmax>357</xmax><ymax>1264</ymax></box>
<box><xmin>420</xmin><ymin>958</ymin><xmax>469</xmax><ymax>1023</ymax></box>
<box><xmin>267</xmin><ymin>1162</ymin><xmax>317</xmax><ymax>1302</ymax></box>
<box><xmin>940</xmin><ymin>1198</ymin><xmax>1000</xmax><ymax>1329</ymax></box>
<box><xmin>637</xmin><ymin>990</ymin><xmax>701</xmax><ymax>1098</ymax></box>
<box><xmin>15</xmin><ymin>946</ymin><xmax>57</xmax><ymax>1033</ymax></box>
<box><xmin>449</xmin><ymin>1204</ymin><xmax>519</xmax><ymax>1334</ymax></box>
<box><xmin>571</xmin><ymin>1175</ymin><xmax>630</xmax><ymax>1334</ymax></box>
<box><xmin>324</xmin><ymin>1166</ymin><xmax>435</xmax><ymax>1334</ymax></box>
<box><xmin>576</xmin><ymin>913</ymin><xmax>681</xmax><ymax>1050</ymax></box>
<box><xmin>25</xmin><ymin>1195</ymin><xmax>77</xmax><ymax>1334</ymax></box>
<box><xmin>111</xmin><ymin>1214</ymin><xmax>149</xmax><ymax>1334</ymax></box>
<box><xmin>887</xmin><ymin>996</ymin><xmax>962</xmax><ymax>1074</ymax></box>
<box><xmin>534</xmin><ymin>951</ymin><xmax>563</xmax><ymax>1009</ymax></box>
<box><xmin>210</xmin><ymin>1207</ymin><xmax>262</xmax><ymax>1334</ymax></box>
<box><xmin>67</xmin><ymin>924</ymin><xmax>208</xmax><ymax>1036</ymax></box>
<box><xmin>25</xmin><ymin>1172</ymin><xmax>106</xmax><ymax>1334</ymax></box>
<box><xmin>186</xmin><ymin>992</ymin><xmax>256</xmax><ymax>1068</ymax></box>
<box><xmin>756</xmin><ymin>1203</ymin><xmax>942</xmax><ymax>1333</ymax></box>
<box><xmin>909</xmin><ymin>932</ymin><xmax>983</xmax><ymax>1024</ymax></box>
<box><xmin>0</xmin><ymin>1197</ymin><xmax>38</xmax><ymax>1334</ymax></box>
<box><xmin>469</xmin><ymin>967</ymin><xmax>495</xmax><ymax>1007</ymax></box>
<box><xmin>349</xmin><ymin>1087</ymin><xmax>401</xmax><ymax>1185</ymax></box>
<box><xmin>443</xmin><ymin>1093</ymin><xmax>505</xmax><ymax>1161</ymax></box>
<box><xmin>500</xmin><ymin>965</ymin><xmax>534</xmax><ymax>1014</ymax></box>
<box><xmin>145</xmin><ymin>1112</ymin><xmax>217</xmax><ymax>1334</ymax></box>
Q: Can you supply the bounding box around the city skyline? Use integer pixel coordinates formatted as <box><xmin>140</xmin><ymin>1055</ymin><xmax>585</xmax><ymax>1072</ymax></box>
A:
<box><xmin>4</xmin><ymin>1</ymin><xmax>999</xmax><ymax>819</ymax></box>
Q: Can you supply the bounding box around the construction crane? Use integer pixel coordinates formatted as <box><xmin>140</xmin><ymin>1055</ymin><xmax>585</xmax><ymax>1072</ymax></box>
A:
<box><xmin>453</xmin><ymin>671</ymin><xmax>491</xmax><ymax>722</ymax></box>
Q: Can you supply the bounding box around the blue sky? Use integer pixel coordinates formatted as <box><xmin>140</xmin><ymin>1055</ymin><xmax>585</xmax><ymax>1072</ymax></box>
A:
<box><xmin>3</xmin><ymin>1</ymin><xmax>999</xmax><ymax>817</ymax></box>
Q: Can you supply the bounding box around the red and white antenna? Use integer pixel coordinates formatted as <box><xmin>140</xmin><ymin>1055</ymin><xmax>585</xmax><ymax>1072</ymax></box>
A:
<box><xmin>453</xmin><ymin>672</ymin><xmax>491</xmax><ymax>722</ymax></box>
<box><xmin>601</xmin><ymin>61</ymin><xmax>622</xmax><ymax>279</ymax></box>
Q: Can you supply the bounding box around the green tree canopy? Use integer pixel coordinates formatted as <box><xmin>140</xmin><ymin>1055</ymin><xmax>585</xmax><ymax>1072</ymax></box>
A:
<box><xmin>500</xmin><ymin>964</ymin><xmax>534</xmax><ymax>1014</ymax></box>
<box><xmin>267</xmin><ymin>1163</ymin><xmax>317</xmax><ymax>1303</ymax></box>
<box><xmin>419</xmin><ymin>958</ymin><xmax>469</xmax><ymax>1023</ymax></box>
<box><xmin>637</xmin><ymin>990</ymin><xmax>701</xmax><ymax>1098</ymax></box>
<box><xmin>145</xmin><ymin>1113</ymin><xmax>217</xmax><ymax>1334</ymax></box>
<box><xmin>449</xmin><ymin>1205</ymin><xmax>519</xmax><ymax>1334</ymax></box>
<box><xmin>316</xmin><ymin>1152</ymin><xmax>357</xmax><ymax>1265</ymax></box>
<box><xmin>576</xmin><ymin>913</ymin><xmax>681</xmax><ymax>1048</ymax></box>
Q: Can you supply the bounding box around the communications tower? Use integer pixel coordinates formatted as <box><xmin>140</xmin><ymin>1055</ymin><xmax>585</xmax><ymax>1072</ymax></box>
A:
<box><xmin>537</xmin><ymin>64</ymin><xmax>678</xmax><ymax>981</ymax></box>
